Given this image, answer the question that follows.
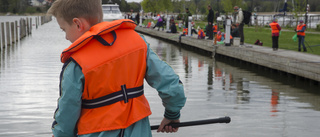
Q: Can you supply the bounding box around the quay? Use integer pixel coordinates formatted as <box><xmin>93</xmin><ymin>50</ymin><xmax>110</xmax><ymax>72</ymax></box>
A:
<box><xmin>135</xmin><ymin>27</ymin><xmax>320</xmax><ymax>83</ymax></box>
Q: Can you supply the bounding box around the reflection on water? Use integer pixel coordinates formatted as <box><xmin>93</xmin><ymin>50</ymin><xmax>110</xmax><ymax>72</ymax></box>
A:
<box><xmin>0</xmin><ymin>19</ymin><xmax>320</xmax><ymax>137</ymax></box>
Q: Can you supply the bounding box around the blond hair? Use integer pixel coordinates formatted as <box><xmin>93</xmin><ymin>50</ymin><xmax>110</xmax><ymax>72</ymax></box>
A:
<box><xmin>47</xmin><ymin>0</ymin><xmax>103</xmax><ymax>26</ymax></box>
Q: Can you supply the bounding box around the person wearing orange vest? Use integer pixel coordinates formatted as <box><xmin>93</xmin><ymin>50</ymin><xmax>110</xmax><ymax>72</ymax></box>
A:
<box><xmin>212</xmin><ymin>24</ymin><xmax>218</xmax><ymax>35</ymax></box>
<box><xmin>216</xmin><ymin>31</ymin><xmax>222</xmax><ymax>42</ymax></box>
<box><xmin>48</xmin><ymin>0</ymin><xmax>186</xmax><ymax>137</ymax></box>
<box><xmin>269</xmin><ymin>19</ymin><xmax>281</xmax><ymax>51</ymax></box>
<box><xmin>197</xmin><ymin>27</ymin><xmax>205</xmax><ymax>39</ymax></box>
<box><xmin>296</xmin><ymin>20</ymin><xmax>307</xmax><ymax>52</ymax></box>
<box><xmin>215</xmin><ymin>31</ymin><xmax>222</xmax><ymax>42</ymax></box>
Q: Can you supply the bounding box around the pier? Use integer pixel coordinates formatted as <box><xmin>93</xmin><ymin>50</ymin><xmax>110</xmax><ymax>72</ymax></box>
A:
<box><xmin>135</xmin><ymin>27</ymin><xmax>320</xmax><ymax>83</ymax></box>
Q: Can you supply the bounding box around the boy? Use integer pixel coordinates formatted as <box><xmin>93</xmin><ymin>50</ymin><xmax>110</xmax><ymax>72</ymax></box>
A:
<box><xmin>47</xmin><ymin>0</ymin><xmax>186</xmax><ymax>137</ymax></box>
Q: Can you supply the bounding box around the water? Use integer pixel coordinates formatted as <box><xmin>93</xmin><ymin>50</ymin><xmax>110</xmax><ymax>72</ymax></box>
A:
<box><xmin>1</xmin><ymin>17</ymin><xmax>320</xmax><ymax>137</ymax></box>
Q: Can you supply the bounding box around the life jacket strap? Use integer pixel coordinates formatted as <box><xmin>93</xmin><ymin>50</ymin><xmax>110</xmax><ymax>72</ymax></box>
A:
<box><xmin>82</xmin><ymin>85</ymin><xmax>144</xmax><ymax>109</ymax></box>
<box><xmin>93</xmin><ymin>31</ymin><xmax>117</xmax><ymax>46</ymax></box>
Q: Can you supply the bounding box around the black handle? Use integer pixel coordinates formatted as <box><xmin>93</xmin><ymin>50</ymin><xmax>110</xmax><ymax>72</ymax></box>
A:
<box><xmin>150</xmin><ymin>116</ymin><xmax>231</xmax><ymax>130</ymax></box>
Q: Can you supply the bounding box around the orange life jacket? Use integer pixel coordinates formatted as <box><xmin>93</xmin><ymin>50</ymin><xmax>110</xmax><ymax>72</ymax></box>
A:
<box><xmin>213</xmin><ymin>25</ymin><xmax>218</xmax><ymax>33</ymax></box>
<box><xmin>296</xmin><ymin>24</ymin><xmax>306</xmax><ymax>36</ymax></box>
<box><xmin>216</xmin><ymin>34</ymin><xmax>222</xmax><ymax>41</ymax></box>
<box><xmin>183</xmin><ymin>28</ymin><xmax>188</xmax><ymax>35</ymax></box>
<box><xmin>60</xmin><ymin>19</ymin><xmax>151</xmax><ymax>135</ymax></box>
<box><xmin>147</xmin><ymin>22</ymin><xmax>151</xmax><ymax>28</ymax></box>
<box><xmin>198</xmin><ymin>29</ymin><xmax>205</xmax><ymax>38</ymax></box>
<box><xmin>269</xmin><ymin>22</ymin><xmax>280</xmax><ymax>34</ymax></box>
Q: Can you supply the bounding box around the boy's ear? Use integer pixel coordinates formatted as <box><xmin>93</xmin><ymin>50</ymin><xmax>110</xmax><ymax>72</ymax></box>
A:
<box><xmin>72</xmin><ymin>18</ymin><xmax>83</xmax><ymax>31</ymax></box>
<box><xmin>73</xmin><ymin>18</ymin><xmax>91</xmax><ymax>32</ymax></box>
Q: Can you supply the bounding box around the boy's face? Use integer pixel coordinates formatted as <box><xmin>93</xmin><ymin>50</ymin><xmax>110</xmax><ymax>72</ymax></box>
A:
<box><xmin>57</xmin><ymin>17</ymin><xmax>83</xmax><ymax>43</ymax></box>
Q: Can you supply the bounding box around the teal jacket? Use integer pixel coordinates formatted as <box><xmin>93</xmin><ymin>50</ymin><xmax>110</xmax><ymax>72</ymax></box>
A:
<box><xmin>52</xmin><ymin>35</ymin><xmax>186</xmax><ymax>137</ymax></box>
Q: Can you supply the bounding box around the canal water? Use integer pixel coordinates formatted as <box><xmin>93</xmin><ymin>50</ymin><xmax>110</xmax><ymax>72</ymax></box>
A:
<box><xmin>1</xmin><ymin>17</ymin><xmax>320</xmax><ymax>137</ymax></box>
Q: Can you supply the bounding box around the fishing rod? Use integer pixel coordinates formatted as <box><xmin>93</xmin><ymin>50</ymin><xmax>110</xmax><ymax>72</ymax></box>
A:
<box><xmin>151</xmin><ymin>116</ymin><xmax>231</xmax><ymax>130</ymax></box>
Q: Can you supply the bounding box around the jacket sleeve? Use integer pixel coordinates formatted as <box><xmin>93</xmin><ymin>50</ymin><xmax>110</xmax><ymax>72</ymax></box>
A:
<box><xmin>52</xmin><ymin>60</ymin><xmax>84</xmax><ymax>137</ymax></box>
<box><xmin>140</xmin><ymin>35</ymin><xmax>186</xmax><ymax>120</ymax></box>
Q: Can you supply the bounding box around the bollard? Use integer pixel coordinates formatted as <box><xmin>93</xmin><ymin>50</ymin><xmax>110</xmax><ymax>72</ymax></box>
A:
<box><xmin>29</xmin><ymin>18</ymin><xmax>32</xmax><ymax>34</ymax></box>
<box><xmin>1</xmin><ymin>22</ymin><xmax>4</xmax><ymax>48</ymax></box>
<box><xmin>166</xmin><ymin>15</ymin><xmax>170</xmax><ymax>32</ymax></box>
<box><xmin>36</xmin><ymin>16</ymin><xmax>38</xmax><ymax>29</ymax></box>
<box><xmin>26</xmin><ymin>17</ymin><xmax>29</xmax><ymax>35</ymax></box>
<box><xmin>225</xmin><ymin>19</ymin><xmax>231</xmax><ymax>46</ymax></box>
<box><xmin>15</xmin><ymin>21</ymin><xmax>18</xmax><ymax>42</ymax></box>
<box><xmin>188</xmin><ymin>16</ymin><xmax>192</xmax><ymax>36</ymax></box>
<box><xmin>11</xmin><ymin>22</ymin><xmax>15</xmax><ymax>44</ymax></box>
<box><xmin>6</xmin><ymin>22</ymin><xmax>10</xmax><ymax>46</ymax></box>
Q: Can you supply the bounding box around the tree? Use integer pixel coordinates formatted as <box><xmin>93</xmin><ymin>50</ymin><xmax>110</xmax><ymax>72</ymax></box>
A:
<box><xmin>141</xmin><ymin>0</ymin><xmax>173</xmax><ymax>13</ymax></box>
<box><xmin>221</xmin><ymin>0</ymin><xmax>243</xmax><ymax>15</ymax></box>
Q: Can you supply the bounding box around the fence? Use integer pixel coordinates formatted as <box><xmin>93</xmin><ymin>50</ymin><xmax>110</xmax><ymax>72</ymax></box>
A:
<box><xmin>0</xmin><ymin>16</ymin><xmax>52</xmax><ymax>50</ymax></box>
<box><xmin>253</xmin><ymin>14</ymin><xmax>320</xmax><ymax>28</ymax></box>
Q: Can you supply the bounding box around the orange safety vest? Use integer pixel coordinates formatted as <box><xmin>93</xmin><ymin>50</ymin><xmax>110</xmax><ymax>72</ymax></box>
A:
<box><xmin>60</xmin><ymin>19</ymin><xmax>151</xmax><ymax>135</ymax></box>
<box><xmin>296</xmin><ymin>24</ymin><xmax>306</xmax><ymax>36</ymax></box>
<box><xmin>216</xmin><ymin>34</ymin><xmax>222</xmax><ymax>41</ymax></box>
<box><xmin>147</xmin><ymin>22</ymin><xmax>151</xmax><ymax>28</ymax></box>
<box><xmin>183</xmin><ymin>28</ymin><xmax>188</xmax><ymax>35</ymax></box>
<box><xmin>269</xmin><ymin>22</ymin><xmax>280</xmax><ymax>34</ymax></box>
<box><xmin>213</xmin><ymin>25</ymin><xmax>218</xmax><ymax>33</ymax></box>
<box><xmin>198</xmin><ymin>29</ymin><xmax>205</xmax><ymax>37</ymax></box>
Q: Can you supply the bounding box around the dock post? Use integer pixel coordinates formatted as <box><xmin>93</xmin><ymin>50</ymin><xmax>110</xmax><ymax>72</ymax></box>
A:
<box><xmin>11</xmin><ymin>22</ymin><xmax>15</xmax><ymax>44</ymax></box>
<box><xmin>15</xmin><ymin>21</ymin><xmax>18</xmax><ymax>42</ymax></box>
<box><xmin>6</xmin><ymin>22</ymin><xmax>10</xmax><ymax>46</ymax></box>
<box><xmin>1</xmin><ymin>22</ymin><xmax>5</xmax><ymax>48</ymax></box>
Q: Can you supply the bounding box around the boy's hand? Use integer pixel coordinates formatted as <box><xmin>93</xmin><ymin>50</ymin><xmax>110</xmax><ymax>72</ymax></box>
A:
<box><xmin>157</xmin><ymin>118</ymin><xmax>180</xmax><ymax>133</ymax></box>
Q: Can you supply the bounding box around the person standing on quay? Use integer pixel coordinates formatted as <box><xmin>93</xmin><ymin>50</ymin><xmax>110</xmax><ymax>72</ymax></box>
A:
<box><xmin>207</xmin><ymin>5</ymin><xmax>214</xmax><ymax>40</ymax></box>
<box><xmin>184</xmin><ymin>8</ymin><xmax>192</xmax><ymax>29</ymax></box>
<box><xmin>269</xmin><ymin>19</ymin><xmax>281</xmax><ymax>51</ymax></box>
<box><xmin>234</xmin><ymin>6</ymin><xmax>244</xmax><ymax>45</ymax></box>
<box><xmin>296</xmin><ymin>20</ymin><xmax>307</xmax><ymax>52</ymax></box>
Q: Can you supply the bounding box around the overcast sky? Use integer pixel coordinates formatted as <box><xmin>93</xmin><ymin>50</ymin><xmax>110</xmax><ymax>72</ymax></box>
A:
<box><xmin>127</xmin><ymin>0</ymin><xmax>142</xmax><ymax>3</ymax></box>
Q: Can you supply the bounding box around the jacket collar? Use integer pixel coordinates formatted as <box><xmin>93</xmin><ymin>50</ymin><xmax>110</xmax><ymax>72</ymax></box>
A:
<box><xmin>60</xmin><ymin>19</ymin><xmax>136</xmax><ymax>63</ymax></box>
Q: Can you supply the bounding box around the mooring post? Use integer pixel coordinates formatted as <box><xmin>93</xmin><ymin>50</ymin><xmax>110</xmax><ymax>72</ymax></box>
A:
<box><xmin>6</xmin><ymin>22</ymin><xmax>10</xmax><ymax>46</ymax></box>
<box><xmin>11</xmin><ymin>22</ymin><xmax>15</xmax><ymax>44</ymax></box>
<box><xmin>1</xmin><ymin>22</ymin><xmax>5</xmax><ymax>48</ymax></box>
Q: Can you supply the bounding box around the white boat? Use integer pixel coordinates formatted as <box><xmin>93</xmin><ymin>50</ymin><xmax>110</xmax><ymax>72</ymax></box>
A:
<box><xmin>102</xmin><ymin>3</ymin><xmax>123</xmax><ymax>21</ymax></box>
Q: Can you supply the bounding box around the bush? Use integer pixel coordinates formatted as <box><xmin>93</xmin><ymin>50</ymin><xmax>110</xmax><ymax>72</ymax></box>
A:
<box><xmin>317</xmin><ymin>24</ymin><xmax>320</xmax><ymax>31</ymax></box>
<box><xmin>25</xmin><ymin>7</ymin><xmax>37</xmax><ymax>14</ymax></box>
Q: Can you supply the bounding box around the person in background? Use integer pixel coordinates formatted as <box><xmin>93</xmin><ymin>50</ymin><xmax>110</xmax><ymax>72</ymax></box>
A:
<box><xmin>296</xmin><ymin>20</ymin><xmax>307</xmax><ymax>52</ymax></box>
<box><xmin>47</xmin><ymin>0</ymin><xmax>186</xmax><ymax>136</ymax></box>
<box><xmin>216</xmin><ymin>31</ymin><xmax>222</xmax><ymax>42</ymax></box>
<box><xmin>191</xmin><ymin>21</ymin><xmax>197</xmax><ymax>36</ymax></box>
<box><xmin>135</xmin><ymin>12</ymin><xmax>140</xmax><ymax>25</ymax></box>
<box><xmin>184</xmin><ymin>8</ymin><xmax>192</xmax><ymax>29</ymax></box>
<box><xmin>231</xmin><ymin>24</ymin><xmax>239</xmax><ymax>37</ymax></box>
<box><xmin>153</xmin><ymin>14</ymin><xmax>164</xmax><ymax>31</ymax></box>
<box><xmin>234</xmin><ymin>6</ymin><xmax>244</xmax><ymax>45</ymax></box>
<box><xmin>269</xmin><ymin>18</ymin><xmax>281</xmax><ymax>51</ymax></box>
<box><xmin>207</xmin><ymin>5</ymin><xmax>214</xmax><ymax>40</ymax></box>
<box><xmin>213</xmin><ymin>23</ymin><xmax>218</xmax><ymax>36</ymax></box>
<box><xmin>197</xmin><ymin>26</ymin><xmax>205</xmax><ymax>39</ymax></box>
<box><xmin>166</xmin><ymin>20</ymin><xmax>177</xmax><ymax>33</ymax></box>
